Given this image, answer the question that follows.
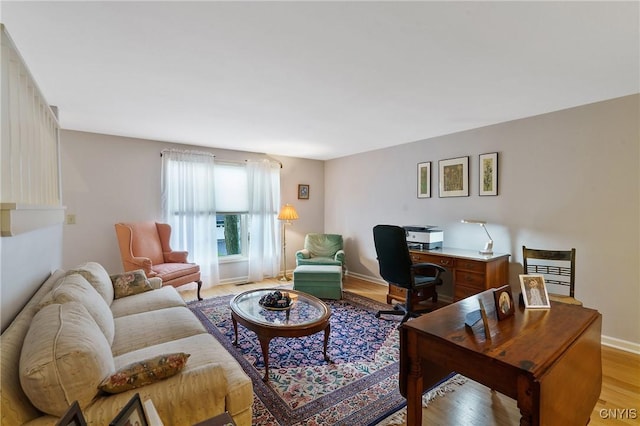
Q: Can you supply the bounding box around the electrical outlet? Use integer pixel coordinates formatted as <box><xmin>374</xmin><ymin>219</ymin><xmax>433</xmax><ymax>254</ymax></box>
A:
<box><xmin>66</xmin><ymin>214</ymin><xmax>76</xmax><ymax>225</ymax></box>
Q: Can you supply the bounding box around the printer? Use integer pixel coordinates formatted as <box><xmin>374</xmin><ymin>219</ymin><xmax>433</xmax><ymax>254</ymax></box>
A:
<box><xmin>403</xmin><ymin>225</ymin><xmax>443</xmax><ymax>250</ymax></box>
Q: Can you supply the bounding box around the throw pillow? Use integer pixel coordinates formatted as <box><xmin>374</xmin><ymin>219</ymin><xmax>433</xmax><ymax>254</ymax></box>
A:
<box><xmin>20</xmin><ymin>302</ymin><xmax>115</xmax><ymax>416</ymax></box>
<box><xmin>110</xmin><ymin>270</ymin><xmax>153</xmax><ymax>299</ymax></box>
<box><xmin>98</xmin><ymin>353</ymin><xmax>190</xmax><ymax>394</ymax></box>
<box><xmin>67</xmin><ymin>262</ymin><xmax>114</xmax><ymax>305</ymax></box>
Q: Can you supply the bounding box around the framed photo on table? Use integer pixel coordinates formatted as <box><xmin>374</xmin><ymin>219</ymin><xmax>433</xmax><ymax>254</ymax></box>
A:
<box><xmin>439</xmin><ymin>156</ymin><xmax>469</xmax><ymax>197</ymax></box>
<box><xmin>519</xmin><ymin>274</ymin><xmax>551</xmax><ymax>309</ymax></box>
<box><xmin>493</xmin><ymin>284</ymin><xmax>515</xmax><ymax>320</ymax></box>
<box><xmin>417</xmin><ymin>162</ymin><xmax>431</xmax><ymax>198</ymax></box>
<box><xmin>56</xmin><ymin>401</ymin><xmax>87</xmax><ymax>426</ymax></box>
<box><xmin>109</xmin><ymin>393</ymin><xmax>148</xmax><ymax>426</ymax></box>
<box><xmin>479</xmin><ymin>152</ymin><xmax>498</xmax><ymax>196</ymax></box>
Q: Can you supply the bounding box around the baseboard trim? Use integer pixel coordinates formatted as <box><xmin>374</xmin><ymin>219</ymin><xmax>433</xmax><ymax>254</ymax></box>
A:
<box><xmin>345</xmin><ymin>271</ymin><xmax>387</xmax><ymax>286</ymax></box>
<box><xmin>601</xmin><ymin>335</ymin><xmax>640</xmax><ymax>354</ymax></box>
<box><xmin>346</xmin><ymin>272</ymin><xmax>453</xmax><ymax>304</ymax></box>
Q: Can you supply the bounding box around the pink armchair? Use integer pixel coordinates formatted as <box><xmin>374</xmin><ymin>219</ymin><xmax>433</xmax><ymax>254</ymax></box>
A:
<box><xmin>115</xmin><ymin>222</ymin><xmax>202</xmax><ymax>300</ymax></box>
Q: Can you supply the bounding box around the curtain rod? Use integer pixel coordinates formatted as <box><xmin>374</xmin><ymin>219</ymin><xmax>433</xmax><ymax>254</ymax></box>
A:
<box><xmin>160</xmin><ymin>148</ymin><xmax>215</xmax><ymax>157</ymax></box>
<box><xmin>160</xmin><ymin>149</ymin><xmax>282</xmax><ymax>168</ymax></box>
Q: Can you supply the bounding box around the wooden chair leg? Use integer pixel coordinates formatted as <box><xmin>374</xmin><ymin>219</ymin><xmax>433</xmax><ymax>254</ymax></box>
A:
<box><xmin>197</xmin><ymin>280</ymin><xmax>203</xmax><ymax>301</ymax></box>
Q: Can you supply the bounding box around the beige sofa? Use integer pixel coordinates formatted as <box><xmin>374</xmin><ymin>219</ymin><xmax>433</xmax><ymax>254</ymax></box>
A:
<box><xmin>1</xmin><ymin>262</ymin><xmax>253</xmax><ymax>425</ymax></box>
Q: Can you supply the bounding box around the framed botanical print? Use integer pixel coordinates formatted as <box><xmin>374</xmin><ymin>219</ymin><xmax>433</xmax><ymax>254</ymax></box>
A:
<box><xmin>479</xmin><ymin>152</ymin><xmax>498</xmax><ymax>196</ymax></box>
<box><xmin>439</xmin><ymin>156</ymin><xmax>469</xmax><ymax>197</ymax></box>
<box><xmin>417</xmin><ymin>162</ymin><xmax>431</xmax><ymax>198</ymax></box>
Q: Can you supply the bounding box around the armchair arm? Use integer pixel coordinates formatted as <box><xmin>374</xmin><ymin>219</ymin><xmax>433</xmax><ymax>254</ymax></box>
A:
<box><xmin>411</xmin><ymin>262</ymin><xmax>446</xmax><ymax>281</ymax></box>
<box><xmin>334</xmin><ymin>249</ymin><xmax>345</xmax><ymax>263</ymax></box>
<box><xmin>125</xmin><ymin>256</ymin><xmax>155</xmax><ymax>277</ymax></box>
<box><xmin>296</xmin><ymin>249</ymin><xmax>310</xmax><ymax>260</ymax></box>
<box><xmin>164</xmin><ymin>250</ymin><xmax>189</xmax><ymax>263</ymax></box>
<box><xmin>157</xmin><ymin>223</ymin><xmax>191</xmax><ymax>264</ymax></box>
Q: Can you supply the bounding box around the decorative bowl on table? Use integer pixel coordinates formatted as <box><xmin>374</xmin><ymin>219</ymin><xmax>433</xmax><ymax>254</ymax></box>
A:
<box><xmin>259</xmin><ymin>290</ymin><xmax>295</xmax><ymax>310</ymax></box>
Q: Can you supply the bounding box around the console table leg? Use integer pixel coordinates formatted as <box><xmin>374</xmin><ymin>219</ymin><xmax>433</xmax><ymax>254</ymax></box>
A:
<box><xmin>406</xmin><ymin>360</ymin><xmax>423</xmax><ymax>426</ymax></box>
<box><xmin>517</xmin><ymin>374</ymin><xmax>535</xmax><ymax>426</ymax></box>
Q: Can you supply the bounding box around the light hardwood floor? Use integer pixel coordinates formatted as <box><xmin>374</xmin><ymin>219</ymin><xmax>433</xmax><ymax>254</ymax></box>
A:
<box><xmin>179</xmin><ymin>275</ymin><xmax>640</xmax><ymax>425</ymax></box>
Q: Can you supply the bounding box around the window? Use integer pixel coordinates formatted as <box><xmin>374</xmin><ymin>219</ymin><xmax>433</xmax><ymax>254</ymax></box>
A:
<box><xmin>163</xmin><ymin>153</ymin><xmax>280</xmax><ymax>279</ymax></box>
<box><xmin>216</xmin><ymin>214</ymin><xmax>247</xmax><ymax>256</ymax></box>
<box><xmin>215</xmin><ymin>163</ymin><xmax>248</xmax><ymax>258</ymax></box>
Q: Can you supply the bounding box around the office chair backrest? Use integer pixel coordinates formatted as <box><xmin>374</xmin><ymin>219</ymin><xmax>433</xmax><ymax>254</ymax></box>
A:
<box><xmin>373</xmin><ymin>224</ymin><xmax>413</xmax><ymax>288</ymax></box>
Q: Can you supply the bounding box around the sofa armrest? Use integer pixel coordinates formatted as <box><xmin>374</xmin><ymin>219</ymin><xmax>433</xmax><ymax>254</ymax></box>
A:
<box><xmin>148</xmin><ymin>277</ymin><xmax>163</xmax><ymax>289</ymax></box>
<box><xmin>164</xmin><ymin>250</ymin><xmax>188</xmax><ymax>263</ymax></box>
<box><xmin>334</xmin><ymin>249</ymin><xmax>345</xmax><ymax>263</ymax></box>
<box><xmin>296</xmin><ymin>249</ymin><xmax>310</xmax><ymax>260</ymax></box>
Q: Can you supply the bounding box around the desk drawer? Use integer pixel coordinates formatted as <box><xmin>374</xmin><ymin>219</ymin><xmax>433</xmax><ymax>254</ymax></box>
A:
<box><xmin>455</xmin><ymin>284</ymin><xmax>481</xmax><ymax>301</ymax></box>
<box><xmin>411</xmin><ymin>253</ymin><xmax>455</xmax><ymax>269</ymax></box>
<box><xmin>456</xmin><ymin>259</ymin><xmax>485</xmax><ymax>273</ymax></box>
<box><xmin>455</xmin><ymin>271</ymin><xmax>485</xmax><ymax>289</ymax></box>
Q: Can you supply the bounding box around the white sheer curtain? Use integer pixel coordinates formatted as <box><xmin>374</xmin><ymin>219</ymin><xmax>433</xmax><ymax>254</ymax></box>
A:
<box><xmin>161</xmin><ymin>150</ymin><xmax>219</xmax><ymax>287</ymax></box>
<box><xmin>246</xmin><ymin>159</ymin><xmax>281</xmax><ymax>282</ymax></box>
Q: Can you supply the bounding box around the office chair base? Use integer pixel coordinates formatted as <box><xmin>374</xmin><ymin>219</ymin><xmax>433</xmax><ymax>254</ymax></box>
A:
<box><xmin>376</xmin><ymin>304</ymin><xmax>429</xmax><ymax>324</ymax></box>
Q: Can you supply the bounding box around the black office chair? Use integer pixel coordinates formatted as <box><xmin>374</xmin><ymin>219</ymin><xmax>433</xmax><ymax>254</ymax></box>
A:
<box><xmin>373</xmin><ymin>225</ymin><xmax>446</xmax><ymax>324</ymax></box>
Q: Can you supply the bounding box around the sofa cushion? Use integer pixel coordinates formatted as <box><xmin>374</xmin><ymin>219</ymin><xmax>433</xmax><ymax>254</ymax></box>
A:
<box><xmin>19</xmin><ymin>302</ymin><xmax>115</xmax><ymax>417</ymax></box>
<box><xmin>110</xmin><ymin>286</ymin><xmax>186</xmax><ymax>318</ymax></box>
<box><xmin>111</xmin><ymin>307</ymin><xmax>206</xmax><ymax>356</ymax></box>
<box><xmin>83</xmin><ymin>334</ymin><xmax>237</xmax><ymax>426</ymax></box>
<box><xmin>99</xmin><ymin>352</ymin><xmax>190</xmax><ymax>394</ymax></box>
<box><xmin>67</xmin><ymin>262</ymin><xmax>114</xmax><ymax>305</ymax></box>
<box><xmin>110</xmin><ymin>270</ymin><xmax>153</xmax><ymax>299</ymax></box>
<box><xmin>38</xmin><ymin>273</ymin><xmax>115</xmax><ymax>345</ymax></box>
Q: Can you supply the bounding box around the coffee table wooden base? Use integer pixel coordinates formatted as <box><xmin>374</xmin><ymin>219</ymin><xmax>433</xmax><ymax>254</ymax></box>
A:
<box><xmin>231</xmin><ymin>311</ymin><xmax>331</xmax><ymax>382</ymax></box>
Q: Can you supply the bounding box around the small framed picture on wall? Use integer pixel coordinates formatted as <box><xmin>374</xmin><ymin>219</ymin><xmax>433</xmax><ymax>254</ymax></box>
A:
<box><xmin>479</xmin><ymin>152</ymin><xmax>498</xmax><ymax>196</ymax></box>
<box><xmin>417</xmin><ymin>162</ymin><xmax>431</xmax><ymax>198</ymax></box>
<box><xmin>439</xmin><ymin>156</ymin><xmax>469</xmax><ymax>198</ymax></box>
<box><xmin>298</xmin><ymin>184</ymin><xmax>310</xmax><ymax>200</ymax></box>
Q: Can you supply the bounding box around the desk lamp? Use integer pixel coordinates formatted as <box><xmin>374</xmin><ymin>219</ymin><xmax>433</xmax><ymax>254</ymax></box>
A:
<box><xmin>461</xmin><ymin>219</ymin><xmax>493</xmax><ymax>255</ymax></box>
<box><xmin>278</xmin><ymin>204</ymin><xmax>299</xmax><ymax>281</ymax></box>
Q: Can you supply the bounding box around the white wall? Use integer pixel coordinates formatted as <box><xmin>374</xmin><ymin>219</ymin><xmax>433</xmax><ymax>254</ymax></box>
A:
<box><xmin>325</xmin><ymin>95</ymin><xmax>639</xmax><ymax>349</ymax></box>
<box><xmin>0</xmin><ymin>225</ymin><xmax>63</xmax><ymax>331</ymax></box>
<box><xmin>59</xmin><ymin>131</ymin><xmax>324</xmax><ymax>283</ymax></box>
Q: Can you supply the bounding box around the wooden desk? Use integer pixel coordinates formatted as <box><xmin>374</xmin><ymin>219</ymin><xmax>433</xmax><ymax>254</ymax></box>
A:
<box><xmin>387</xmin><ymin>247</ymin><xmax>510</xmax><ymax>305</ymax></box>
<box><xmin>399</xmin><ymin>290</ymin><xmax>602</xmax><ymax>426</ymax></box>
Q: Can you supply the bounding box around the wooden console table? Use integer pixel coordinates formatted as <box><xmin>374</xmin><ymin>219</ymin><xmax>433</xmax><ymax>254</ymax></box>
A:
<box><xmin>387</xmin><ymin>247</ymin><xmax>510</xmax><ymax>305</ymax></box>
<box><xmin>399</xmin><ymin>290</ymin><xmax>602</xmax><ymax>426</ymax></box>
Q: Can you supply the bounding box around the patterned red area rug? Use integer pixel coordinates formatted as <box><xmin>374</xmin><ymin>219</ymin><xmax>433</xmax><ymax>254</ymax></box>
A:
<box><xmin>189</xmin><ymin>291</ymin><xmax>412</xmax><ymax>425</ymax></box>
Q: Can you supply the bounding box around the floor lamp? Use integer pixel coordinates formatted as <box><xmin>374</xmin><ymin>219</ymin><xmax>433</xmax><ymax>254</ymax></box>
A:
<box><xmin>278</xmin><ymin>204</ymin><xmax>299</xmax><ymax>281</ymax></box>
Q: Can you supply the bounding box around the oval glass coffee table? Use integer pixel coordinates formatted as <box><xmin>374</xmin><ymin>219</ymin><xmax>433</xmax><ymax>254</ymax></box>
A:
<box><xmin>230</xmin><ymin>288</ymin><xmax>331</xmax><ymax>382</ymax></box>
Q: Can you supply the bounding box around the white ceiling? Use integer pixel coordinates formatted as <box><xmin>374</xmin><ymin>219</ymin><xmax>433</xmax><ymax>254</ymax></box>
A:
<box><xmin>1</xmin><ymin>1</ymin><xmax>638</xmax><ymax>160</ymax></box>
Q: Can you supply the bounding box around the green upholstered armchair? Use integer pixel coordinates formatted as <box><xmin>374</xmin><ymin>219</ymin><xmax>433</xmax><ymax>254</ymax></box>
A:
<box><xmin>296</xmin><ymin>233</ymin><xmax>345</xmax><ymax>270</ymax></box>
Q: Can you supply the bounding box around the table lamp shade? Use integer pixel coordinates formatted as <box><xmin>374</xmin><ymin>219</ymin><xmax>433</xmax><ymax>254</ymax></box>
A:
<box><xmin>278</xmin><ymin>204</ymin><xmax>299</xmax><ymax>221</ymax></box>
